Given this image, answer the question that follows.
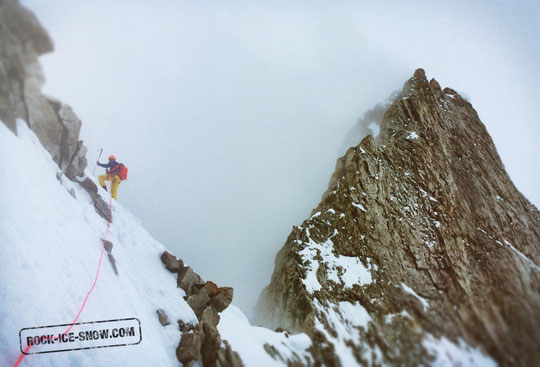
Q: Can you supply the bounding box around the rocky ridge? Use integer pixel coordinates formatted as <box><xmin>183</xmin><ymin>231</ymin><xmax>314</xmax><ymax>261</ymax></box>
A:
<box><xmin>255</xmin><ymin>69</ymin><xmax>540</xmax><ymax>366</ymax></box>
<box><xmin>160</xmin><ymin>251</ymin><xmax>243</xmax><ymax>367</ymax></box>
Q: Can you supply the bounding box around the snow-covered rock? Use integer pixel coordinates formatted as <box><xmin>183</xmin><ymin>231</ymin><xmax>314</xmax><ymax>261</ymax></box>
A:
<box><xmin>256</xmin><ymin>69</ymin><xmax>540</xmax><ymax>366</ymax></box>
<box><xmin>218</xmin><ymin>305</ymin><xmax>312</xmax><ymax>366</ymax></box>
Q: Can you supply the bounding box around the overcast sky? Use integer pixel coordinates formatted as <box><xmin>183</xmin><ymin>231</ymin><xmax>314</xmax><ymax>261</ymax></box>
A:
<box><xmin>22</xmin><ymin>0</ymin><xmax>540</xmax><ymax>317</ymax></box>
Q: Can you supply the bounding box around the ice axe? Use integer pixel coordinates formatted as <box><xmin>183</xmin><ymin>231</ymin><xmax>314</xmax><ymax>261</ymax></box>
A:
<box><xmin>92</xmin><ymin>148</ymin><xmax>103</xmax><ymax>175</ymax></box>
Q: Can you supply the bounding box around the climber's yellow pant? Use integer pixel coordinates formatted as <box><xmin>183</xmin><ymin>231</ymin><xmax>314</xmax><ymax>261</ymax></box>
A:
<box><xmin>98</xmin><ymin>174</ymin><xmax>121</xmax><ymax>200</ymax></box>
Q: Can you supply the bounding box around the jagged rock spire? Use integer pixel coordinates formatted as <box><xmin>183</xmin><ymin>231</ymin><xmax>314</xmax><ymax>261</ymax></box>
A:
<box><xmin>256</xmin><ymin>69</ymin><xmax>540</xmax><ymax>366</ymax></box>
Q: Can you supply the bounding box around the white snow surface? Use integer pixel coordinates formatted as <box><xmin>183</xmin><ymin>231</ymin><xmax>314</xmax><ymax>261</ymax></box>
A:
<box><xmin>352</xmin><ymin>202</ymin><xmax>367</xmax><ymax>212</ymax></box>
<box><xmin>309</xmin><ymin>296</ymin><xmax>496</xmax><ymax>367</ymax></box>
<box><xmin>423</xmin><ymin>335</ymin><xmax>497</xmax><ymax>367</ymax></box>
<box><xmin>0</xmin><ymin>121</ymin><xmax>197</xmax><ymax>366</ymax></box>
<box><xmin>218</xmin><ymin>305</ymin><xmax>312</xmax><ymax>366</ymax></box>
<box><xmin>312</xmin><ymin>299</ymin><xmax>382</xmax><ymax>366</ymax></box>
<box><xmin>298</xmin><ymin>229</ymin><xmax>373</xmax><ymax>293</ymax></box>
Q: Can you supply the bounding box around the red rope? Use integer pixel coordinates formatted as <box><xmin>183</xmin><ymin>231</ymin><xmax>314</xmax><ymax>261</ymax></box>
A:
<box><xmin>13</xmin><ymin>185</ymin><xmax>114</xmax><ymax>366</ymax></box>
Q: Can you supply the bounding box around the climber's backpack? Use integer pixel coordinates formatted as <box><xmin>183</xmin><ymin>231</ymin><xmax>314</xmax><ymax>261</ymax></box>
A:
<box><xmin>112</xmin><ymin>163</ymin><xmax>128</xmax><ymax>180</ymax></box>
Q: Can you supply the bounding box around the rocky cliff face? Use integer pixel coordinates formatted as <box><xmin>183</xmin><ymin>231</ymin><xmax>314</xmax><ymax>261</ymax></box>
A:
<box><xmin>0</xmin><ymin>0</ymin><xmax>87</xmax><ymax>179</ymax></box>
<box><xmin>256</xmin><ymin>69</ymin><xmax>540</xmax><ymax>366</ymax></box>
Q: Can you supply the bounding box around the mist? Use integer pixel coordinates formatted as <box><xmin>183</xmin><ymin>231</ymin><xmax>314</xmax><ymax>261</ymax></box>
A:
<box><xmin>22</xmin><ymin>0</ymin><xmax>540</xmax><ymax>317</ymax></box>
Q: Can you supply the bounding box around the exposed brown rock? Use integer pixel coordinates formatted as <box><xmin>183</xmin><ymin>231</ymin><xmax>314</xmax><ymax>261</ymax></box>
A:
<box><xmin>178</xmin><ymin>266</ymin><xmax>204</xmax><ymax>294</ymax></box>
<box><xmin>256</xmin><ymin>69</ymin><xmax>540</xmax><ymax>366</ymax></box>
<box><xmin>204</xmin><ymin>281</ymin><xmax>219</xmax><ymax>297</ymax></box>
<box><xmin>187</xmin><ymin>293</ymin><xmax>211</xmax><ymax>318</ymax></box>
<box><xmin>211</xmin><ymin>287</ymin><xmax>233</xmax><ymax>312</ymax></box>
<box><xmin>176</xmin><ymin>331</ymin><xmax>204</xmax><ymax>364</ymax></box>
<box><xmin>201</xmin><ymin>306</ymin><xmax>220</xmax><ymax>327</ymax></box>
<box><xmin>200</xmin><ymin>327</ymin><xmax>244</xmax><ymax>367</ymax></box>
<box><xmin>201</xmin><ymin>323</ymin><xmax>221</xmax><ymax>366</ymax></box>
<box><xmin>156</xmin><ymin>309</ymin><xmax>170</xmax><ymax>326</ymax></box>
<box><xmin>160</xmin><ymin>250</ymin><xmax>183</xmax><ymax>273</ymax></box>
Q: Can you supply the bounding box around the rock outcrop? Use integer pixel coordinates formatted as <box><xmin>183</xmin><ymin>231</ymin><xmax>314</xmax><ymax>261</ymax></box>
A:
<box><xmin>0</xmin><ymin>0</ymin><xmax>87</xmax><ymax>179</ymax></box>
<box><xmin>78</xmin><ymin>177</ymin><xmax>113</xmax><ymax>221</ymax></box>
<box><xmin>160</xmin><ymin>251</ymin><xmax>242</xmax><ymax>367</ymax></box>
<box><xmin>256</xmin><ymin>69</ymin><xmax>540</xmax><ymax>366</ymax></box>
<box><xmin>0</xmin><ymin>0</ymin><xmax>117</xmax><ymax>224</ymax></box>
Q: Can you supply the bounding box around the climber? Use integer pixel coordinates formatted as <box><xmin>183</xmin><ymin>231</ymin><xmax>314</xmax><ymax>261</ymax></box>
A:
<box><xmin>97</xmin><ymin>155</ymin><xmax>122</xmax><ymax>200</ymax></box>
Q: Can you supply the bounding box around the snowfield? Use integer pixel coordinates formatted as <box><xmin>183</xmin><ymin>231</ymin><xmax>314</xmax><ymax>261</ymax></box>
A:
<box><xmin>218</xmin><ymin>305</ymin><xmax>312</xmax><ymax>366</ymax></box>
<box><xmin>298</xmin><ymin>227</ymin><xmax>374</xmax><ymax>293</ymax></box>
<box><xmin>0</xmin><ymin>121</ymin><xmax>308</xmax><ymax>367</ymax></box>
<box><xmin>0</xmin><ymin>121</ymin><xmax>195</xmax><ymax>366</ymax></box>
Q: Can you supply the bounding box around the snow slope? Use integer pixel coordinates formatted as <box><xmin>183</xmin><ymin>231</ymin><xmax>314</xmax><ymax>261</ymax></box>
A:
<box><xmin>218</xmin><ymin>306</ymin><xmax>312</xmax><ymax>366</ymax></box>
<box><xmin>0</xmin><ymin>120</ymin><xmax>196</xmax><ymax>366</ymax></box>
<box><xmin>0</xmin><ymin>120</ymin><xmax>311</xmax><ymax>367</ymax></box>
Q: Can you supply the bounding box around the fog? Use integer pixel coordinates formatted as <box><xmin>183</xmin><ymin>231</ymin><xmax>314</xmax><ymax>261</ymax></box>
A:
<box><xmin>22</xmin><ymin>0</ymin><xmax>540</xmax><ymax>317</ymax></box>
